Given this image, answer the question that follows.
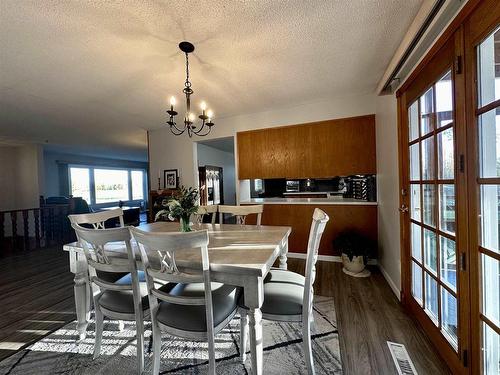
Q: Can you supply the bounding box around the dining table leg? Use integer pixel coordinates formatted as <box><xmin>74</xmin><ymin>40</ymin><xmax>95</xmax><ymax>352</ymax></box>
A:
<box><xmin>70</xmin><ymin>250</ymin><xmax>90</xmax><ymax>340</ymax></box>
<box><xmin>279</xmin><ymin>236</ymin><xmax>289</xmax><ymax>270</ymax></box>
<box><xmin>244</xmin><ymin>276</ymin><xmax>264</xmax><ymax>375</ymax></box>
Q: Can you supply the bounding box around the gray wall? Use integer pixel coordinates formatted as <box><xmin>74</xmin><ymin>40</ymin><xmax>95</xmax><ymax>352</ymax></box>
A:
<box><xmin>196</xmin><ymin>143</ymin><xmax>236</xmax><ymax>205</ymax></box>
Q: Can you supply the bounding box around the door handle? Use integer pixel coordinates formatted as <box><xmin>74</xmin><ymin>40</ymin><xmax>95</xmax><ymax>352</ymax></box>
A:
<box><xmin>399</xmin><ymin>204</ymin><xmax>409</xmax><ymax>213</ymax></box>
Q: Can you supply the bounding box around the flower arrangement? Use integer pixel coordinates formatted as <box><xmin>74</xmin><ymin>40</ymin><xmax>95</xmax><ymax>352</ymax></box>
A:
<box><xmin>154</xmin><ymin>186</ymin><xmax>199</xmax><ymax>232</ymax></box>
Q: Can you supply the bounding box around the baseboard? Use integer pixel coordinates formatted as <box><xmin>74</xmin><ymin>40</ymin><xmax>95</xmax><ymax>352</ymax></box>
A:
<box><xmin>378</xmin><ymin>263</ymin><xmax>401</xmax><ymax>301</ymax></box>
<box><xmin>287</xmin><ymin>252</ymin><xmax>377</xmax><ymax>265</ymax></box>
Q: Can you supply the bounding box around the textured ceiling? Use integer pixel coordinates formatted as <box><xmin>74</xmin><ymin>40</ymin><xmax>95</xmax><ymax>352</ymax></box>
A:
<box><xmin>0</xmin><ymin>0</ymin><xmax>423</xmax><ymax>160</ymax></box>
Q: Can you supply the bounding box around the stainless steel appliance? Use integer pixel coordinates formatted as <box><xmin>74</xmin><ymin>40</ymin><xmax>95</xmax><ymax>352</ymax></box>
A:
<box><xmin>285</xmin><ymin>180</ymin><xmax>300</xmax><ymax>192</ymax></box>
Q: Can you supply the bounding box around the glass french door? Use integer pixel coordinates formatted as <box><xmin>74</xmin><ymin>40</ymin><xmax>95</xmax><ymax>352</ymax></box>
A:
<box><xmin>408</xmin><ymin>69</ymin><xmax>459</xmax><ymax>345</ymax></box>
<box><xmin>473</xmin><ymin>25</ymin><xmax>500</xmax><ymax>375</ymax></box>
<box><xmin>400</xmin><ymin>32</ymin><xmax>469</xmax><ymax>373</ymax></box>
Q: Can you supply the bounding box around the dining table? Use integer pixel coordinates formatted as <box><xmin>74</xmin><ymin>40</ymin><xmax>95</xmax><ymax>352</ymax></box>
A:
<box><xmin>63</xmin><ymin>221</ymin><xmax>291</xmax><ymax>375</ymax></box>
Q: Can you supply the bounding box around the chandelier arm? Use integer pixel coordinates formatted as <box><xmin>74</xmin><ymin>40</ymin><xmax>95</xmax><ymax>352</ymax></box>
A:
<box><xmin>193</xmin><ymin>123</ymin><xmax>213</xmax><ymax>137</ymax></box>
<box><xmin>169</xmin><ymin>121</ymin><xmax>187</xmax><ymax>135</ymax></box>
<box><xmin>192</xmin><ymin>121</ymin><xmax>207</xmax><ymax>135</ymax></box>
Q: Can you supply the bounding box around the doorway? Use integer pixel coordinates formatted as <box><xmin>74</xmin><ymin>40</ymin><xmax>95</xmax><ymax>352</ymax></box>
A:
<box><xmin>196</xmin><ymin>137</ymin><xmax>236</xmax><ymax>206</ymax></box>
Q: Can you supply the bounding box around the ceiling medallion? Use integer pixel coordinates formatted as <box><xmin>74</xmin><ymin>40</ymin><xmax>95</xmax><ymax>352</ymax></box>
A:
<box><xmin>166</xmin><ymin>41</ymin><xmax>214</xmax><ymax>137</ymax></box>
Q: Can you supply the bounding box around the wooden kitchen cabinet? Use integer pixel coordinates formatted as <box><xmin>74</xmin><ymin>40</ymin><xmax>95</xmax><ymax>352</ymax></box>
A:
<box><xmin>237</xmin><ymin>114</ymin><xmax>376</xmax><ymax>179</ymax></box>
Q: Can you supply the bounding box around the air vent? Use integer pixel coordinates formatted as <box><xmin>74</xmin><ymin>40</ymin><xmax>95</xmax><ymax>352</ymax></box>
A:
<box><xmin>387</xmin><ymin>341</ymin><xmax>418</xmax><ymax>375</ymax></box>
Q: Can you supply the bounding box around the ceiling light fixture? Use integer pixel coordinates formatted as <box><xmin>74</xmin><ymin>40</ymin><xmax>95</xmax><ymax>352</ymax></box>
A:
<box><xmin>166</xmin><ymin>41</ymin><xmax>214</xmax><ymax>137</ymax></box>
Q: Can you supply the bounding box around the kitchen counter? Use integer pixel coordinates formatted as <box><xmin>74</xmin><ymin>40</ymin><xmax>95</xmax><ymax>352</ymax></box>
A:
<box><xmin>240</xmin><ymin>197</ymin><xmax>377</xmax><ymax>206</ymax></box>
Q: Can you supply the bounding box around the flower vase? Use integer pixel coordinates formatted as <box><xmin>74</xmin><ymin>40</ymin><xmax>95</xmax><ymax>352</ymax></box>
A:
<box><xmin>180</xmin><ymin>214</ymin><xmax>192</xmax><ymax>232</ymax></box>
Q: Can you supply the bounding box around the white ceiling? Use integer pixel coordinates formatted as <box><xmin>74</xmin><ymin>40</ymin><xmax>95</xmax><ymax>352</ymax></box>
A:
<box><xmin>0</xmin><ymin>0</ymin><xmax>423</xmax><ymax>161</ymax></box>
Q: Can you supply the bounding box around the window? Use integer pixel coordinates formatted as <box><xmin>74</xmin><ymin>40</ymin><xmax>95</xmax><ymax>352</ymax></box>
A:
<box><xmin>69</xmin><ymin>168</ymin><xmax>91</xmax><ymax>203</ymax></box>
<box><xmin>69</xmin><ymin>166</ymin><xmax>146</xmax><ymax>205</ymax></box>
<box><xmin>94</xmin><ymin>169</ymin><xmax>129</xmax><ymax>204</ymax></box>
<box><xmin>131</xmin><ymin>171</ymin><xmax>145</xmax><ymax>200</ymax></box>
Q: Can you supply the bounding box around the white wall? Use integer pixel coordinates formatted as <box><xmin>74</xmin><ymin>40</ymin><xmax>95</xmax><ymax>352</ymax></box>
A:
<box><xmin>196</xmin><ymin>143</ymin><xmax>236</xmax><ymax>205</ymax></box>
<box><xmin>149</xmin><ymin>93</ymin><xmax>377</xmax><ymax>193</ymax></box>
<box><xmin>0</xmin><ymin>144</ymin><xmax>44</xmax><ymax>211</ymax></box>
<box><xmin>0</xmin><ymin>146</ymin><xmax>19</xmax><ymax>211</ymax></box>
<box><xmin>375</xmin><ymin>94</ymin><xmax>401</xmax><ymax>298</ymax></box>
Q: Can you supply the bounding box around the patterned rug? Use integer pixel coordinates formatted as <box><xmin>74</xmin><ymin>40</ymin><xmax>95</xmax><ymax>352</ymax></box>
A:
<box><xmin>0</xmin><ymin>296</ymin><xmax>342</xmax><ymax>374</ymax></box>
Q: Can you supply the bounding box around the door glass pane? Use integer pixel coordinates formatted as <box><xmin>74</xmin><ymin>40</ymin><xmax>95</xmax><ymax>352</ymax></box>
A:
<box><xmin>131</xmin><ymin>171</ymin><xmax>144</xmax><ymax>200</ymax></box>
<box><xmin>410</xmin><ymin>143</ymin><xmax>420</xmax><ymax>180</ymax></box>
<box><xmin>439</xmin><ymin>184</ymin><xmax>455</xmax><ymax>235</ymax></box>
<box><xmin>440</xmin><ymin>236</ymin><xmax>457</xmax><ymax>291</ymax></box>
<box><xmin>425</xmin><ymin>272</ymin><xmax>439</xmax><ymax>324</ymax></box>
<box><xmin>482</xmin><ymin>322</ymin><xmax>500</xmax><ymax>375</ymax></box>
<box><xmin>422</xmin><ymin>137</ymin><xmax>435</xmax><ymax>180</ymax></box>
<box><xmin>423</xmin><ymin>184</ymin><xmax>436</xmax><ymax>227</ymax></box>
<box><xmin>438</xmin><ymin>128</ymin><xmax>454</xmax><ymax>179</ymax></box>
<box><xmin>409</xmin><ymin>101</ymin><xmax>419</xmax><ymax>141</ymax></box>
<box><xmin>94</xmin><ymin>169</ymin><xmax>129</xmax><ymax>204</ymax></box>
<box><xmin>412</xmin><ymin>261</ymin><xmax>423</xmax><ymax>305</ymax></box>
<box><xmin>478</xmin><ymin>108</ymin><xmax>500</xmax><ymax>178</ymax></box>
<box><xmin>412</xmin><ymin>223</ymin><xmax>422</xmax><ymax>262</ymax></box>
<box><xmin>480</xmin><ymin>185</ymin><xmax>500</xmax><ymax>253</ymax></box>
<box><xmin>420</xmin><ymin>87</ymin><xmax>434</xmax><ymax>135</ymax></box>
<box><xmin>69</xmin><ymin>167</ymin><xmax>91</xmax><ymax>204</ymax></box>
<box><xmin>436</xmin><ymin>71</ymin><xmax>453</xmax><ymax>128</ymax></box>
<box><xmin>441</xmin><ymin>287</ymin><xmax>458</xmax><ymax>348</ymax></box>
<box><xmin>482</xmin><ymin>254</ymin><xmax>500</xmax><ymax>327</ymax></box>
<box><xmin>424</xmin><ymin>228</ymin><xmax>437</xmax><ymax>274</ymax></box>
<box><xmin>410</xmin><ymin>184</ymin><xmax>421</xmax><ymax>221</ymax></box>
<box><xmin>478</xmin><ymin>26</ymin><xmax>500</xmax><ymax>108</ymax></box>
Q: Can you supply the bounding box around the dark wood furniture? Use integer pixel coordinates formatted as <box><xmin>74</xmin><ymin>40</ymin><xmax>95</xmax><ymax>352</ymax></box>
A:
<box><xmin>236</xmin><ymin>115</ymin><xmax>376</xmax><ymax>179</ymax></box>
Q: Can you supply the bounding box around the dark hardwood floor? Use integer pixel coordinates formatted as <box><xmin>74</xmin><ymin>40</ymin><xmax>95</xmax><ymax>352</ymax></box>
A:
<box><xmin>0</xmin><ymin>249</ymin><xmax>449</xmax><ymax>374</ymax></box>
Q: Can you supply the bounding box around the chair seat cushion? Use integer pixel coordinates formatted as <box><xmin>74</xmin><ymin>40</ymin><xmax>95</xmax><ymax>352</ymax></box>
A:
<box><xmin>239</xmin><ymin>269</ymin><xmax>305</xmax><ymax>316</ymax></box>
<box><xmin>97</xmin><ymin>271</ymin><xmax>152</xmax><ymax>314</ymax></box>
<box><xmin>156</xmin><ymin>282</ymin><xmax>240</xmax><ymax>332</ymax></box>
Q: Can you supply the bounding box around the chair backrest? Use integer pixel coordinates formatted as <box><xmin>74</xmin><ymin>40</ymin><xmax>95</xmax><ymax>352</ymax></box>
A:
<box><xmin>68</xmin><ymin>208</ymin><xmax>125</xmax><ymax>230</ymax></box>
<box><xmin>130</xmin><ymin>228</ymin><xmax>214</xmax><ymax>334</ymax></box>
<box><xmin>218</xmin><ymin>204</ymin><xmax>263</xmax><ymax>225</ymax></box>
<box><xmin>302</xmin><ymin>208</ymin><xmax>329</xmax><ymax>318</ymax></box>
<box><xmin>193</xmin><ymin>205</ymin><xmax>218</xmax><ymax>225</ymax></box>
<box><xmin>71</xmin><ymin>224</ymin><xmax>139</xmax><ymax>296</ymax></box>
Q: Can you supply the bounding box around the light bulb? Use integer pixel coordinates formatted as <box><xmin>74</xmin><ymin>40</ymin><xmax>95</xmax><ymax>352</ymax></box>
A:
<box><xmin>170</xmin><ymin>96</ymin><xmax>176</xmax><ymax>106</ymax></box>
<box><xmin>207</xmin><ymin>110</ymin><xmax>213</xmax><ymax>119</ymax></box>
<box><xmin>188</xmin><ymin>113</ymin><xmax>195</xmax><ymax>122</ymax></box>
<box><xmin>200</xmin><ymin>101</ymin><xmax>207</xmax><ymax>111</ymax></box>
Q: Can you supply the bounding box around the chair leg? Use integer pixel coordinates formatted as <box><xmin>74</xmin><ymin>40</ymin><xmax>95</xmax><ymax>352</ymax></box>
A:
<box><xmin>151</xmin><ymin>321</ymin><xmax>162</xmax><ymax>375</ymax></box>
<box><xmin>207</xmin><ymin>331</ymin><xmax>216</xmax><ymax>375</ymax></box>
<box><xmin>240</xmin><ymin>311</ymin><xmax>249</xmax><ymax>363</ymax></box>
<box><xmin>302</xmin><ymin>319</ymin><xmax>315</xmax><ymax>375</ymax></box>
<box><xmin>93</xmin><ymin>307</ymin><xmax>104</xmax><ymax>359</ymax></box>
<box><xmin>135</xmin><ymin>314</ymin><xmax>145</xmax><ymax>375</ymax></box>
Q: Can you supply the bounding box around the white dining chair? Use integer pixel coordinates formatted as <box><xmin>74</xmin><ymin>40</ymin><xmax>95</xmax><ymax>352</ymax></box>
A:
<box><xmin>238</xmin><ymin>208</ymin><xmax>329</xmax><ymax>375</ymax></box>
<box><xmin>218</xmin><ymin>204</ymin><xmax>263</xmax><ymax>225</ymax></box>
<box><xmin>69</xmin><ymin>208</ymin><xmax>125</xmax><ymax>229</ymax></box>
<box><xmin>193</xmin><ymin>204</ymin><xmax>218</xmax><ymax>224</ymax></box>
<box><xmin>130</xmin><ymin>227</ymin><xmax>241</xmax><ymax>375</ymax></box>
<box><xmin>68</xmin><ymin>209</ymin><xmax>130</xmax><ymax>337</ymax></box>
<box><xmin>71</xmin><ymin>224</ymin><xmax>149</xmax><ymax>374</ymax></box>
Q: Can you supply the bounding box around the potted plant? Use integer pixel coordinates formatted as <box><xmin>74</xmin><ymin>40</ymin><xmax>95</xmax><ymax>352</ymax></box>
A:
<box><xmin>154</xmin><ymin>186</ymin><xmax>199</xmax><ymax>232</ymax></box>
<box><xmin>333</xmin><ymin>230</ymin><xmax>375</xmax><ymax>277</ymax></box>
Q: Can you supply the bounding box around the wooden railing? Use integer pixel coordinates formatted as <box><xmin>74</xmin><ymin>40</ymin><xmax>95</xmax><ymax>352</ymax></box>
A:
<box><xmin>0</xmin><ymin>204</ymin><xmax>73</xmax><ymax>254</ymax></box>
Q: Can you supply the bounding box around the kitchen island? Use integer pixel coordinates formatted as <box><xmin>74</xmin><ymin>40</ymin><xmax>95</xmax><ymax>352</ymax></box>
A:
<box><xmin>240</xmin><ymin>197</ymin><xmax>377</xmax><ymax>256</ymax></box>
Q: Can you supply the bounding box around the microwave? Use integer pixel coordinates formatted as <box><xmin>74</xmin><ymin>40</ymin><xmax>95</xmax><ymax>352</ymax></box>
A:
<box><xmin>285</xmin><ymin>180</ymin><xmax>300</xmax><ymax>192</ymax></box>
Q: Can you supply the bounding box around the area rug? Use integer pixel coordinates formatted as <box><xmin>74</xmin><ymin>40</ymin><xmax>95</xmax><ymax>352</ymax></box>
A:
<box><xmin>0</xmin><ymin>296</ymin><xmax>342</xmax><ymax>375</ymax></box>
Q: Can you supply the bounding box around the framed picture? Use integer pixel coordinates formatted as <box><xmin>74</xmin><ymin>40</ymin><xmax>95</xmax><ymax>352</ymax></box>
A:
<box><xmin>164</xmin><ymin>169</ymin><xmax>179</xmax><ymax>189</ymax></box>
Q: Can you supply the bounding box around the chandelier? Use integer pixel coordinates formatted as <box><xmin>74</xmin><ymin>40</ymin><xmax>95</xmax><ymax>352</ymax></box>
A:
<box><xmin>166</xmin><ymin>41</ymin><xmax>214</xmax><ymax>137</ymax></box>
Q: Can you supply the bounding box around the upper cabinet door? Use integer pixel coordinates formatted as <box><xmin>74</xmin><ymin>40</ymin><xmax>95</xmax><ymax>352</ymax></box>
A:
<box><xmin>236</xmin><ymin>115</ymin><xmax>376</xmax><ymax>179</ymax></box>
